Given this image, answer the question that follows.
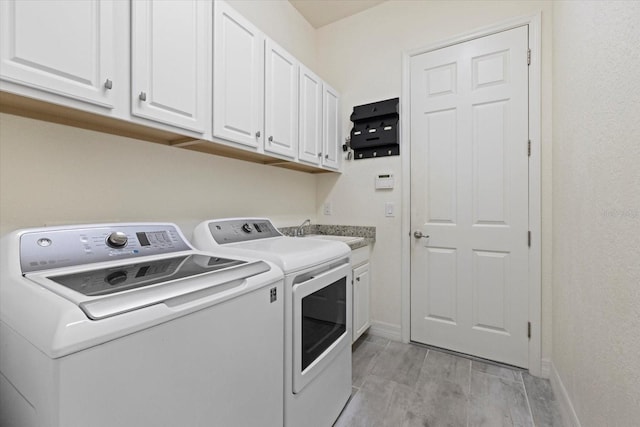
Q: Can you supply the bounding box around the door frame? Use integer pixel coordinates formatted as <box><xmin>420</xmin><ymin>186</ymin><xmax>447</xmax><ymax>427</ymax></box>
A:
<box><xmin>400</xmin><ymin>13</ymin><xmax>542</xmax><ymax>376</ymax></box>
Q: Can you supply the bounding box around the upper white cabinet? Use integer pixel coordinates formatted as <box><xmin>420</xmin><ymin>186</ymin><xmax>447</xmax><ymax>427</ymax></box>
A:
<box><xmin>131</xmin><ymin>0</ymin><xmax>209</xmax><ymax>133</ymax></box>
<box><xmin>0</xmin><ymin>0</ymin><xmax>116</xmax><ymax>108</ymax></box>
<box><xmin>298</xmin><ymin>68</ymin><xmax>342</xmax><ymax>170</ymax></box>
<box><xmin>1</xmin><ymin>0</ymin><xmax>341</xmax><ymax>173</ymax></box>
<box><xmin>264</xmin><ymin>40</ymin><xmax>299</xmax><ymax>159</ymax></box>
<box><xmin>212</xmin><ymin>0</ymin><xmax>265</xmax><ymax>149</ymax></box>
<box><xmin>298</xmin><ymin>65</ymin><xmax>323</xmax><ymax>165</ymax></box>
<box><xmin>322</xmin><ymin>84</ymin><xmax>341</xmax><ymax>170</ymax></box>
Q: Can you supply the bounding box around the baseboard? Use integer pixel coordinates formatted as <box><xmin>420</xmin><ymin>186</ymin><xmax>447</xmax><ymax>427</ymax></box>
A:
<box><xmin>549</xmin><ymin>361</ymin><xmax>582</xmax><ymax>427</ymax></box>
<box><xmin>540</xmin><ymin>358</ymin><xmax>551</xmax><ymax>379</ymax></box>
<box><xmin>367</xmin><ymin>321</ymin><xmax>402</xmax><ymax>342</ymax></box>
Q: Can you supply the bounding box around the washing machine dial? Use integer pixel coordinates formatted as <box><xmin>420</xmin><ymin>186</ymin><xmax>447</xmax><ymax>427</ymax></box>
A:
<box><xmin>241</xmin><ymin>223</ymin><xmax>253</xmax><ymax>233</ymax></box>
<box><xmin>106</xmin><ymin>231</ymin><xmax>128</xmax><ymax>248</ymax></box>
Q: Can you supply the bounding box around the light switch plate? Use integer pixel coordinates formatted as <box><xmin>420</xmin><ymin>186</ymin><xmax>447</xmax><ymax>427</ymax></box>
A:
<box><xmin>385</xmin><ymin>202</ymin><xmax>395</xmax><ymax>217</ymax></box>
<box><xmin>323</xmin><ymin>202</ymin><xmax>333</xmax><ymax>215</ymax></box>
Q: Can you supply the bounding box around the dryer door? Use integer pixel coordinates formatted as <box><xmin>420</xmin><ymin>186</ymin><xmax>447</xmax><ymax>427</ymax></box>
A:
<box><xmin>291</xmin><ymin>261</ymin><xmax>352</xmax><ymax>393</ymax></box>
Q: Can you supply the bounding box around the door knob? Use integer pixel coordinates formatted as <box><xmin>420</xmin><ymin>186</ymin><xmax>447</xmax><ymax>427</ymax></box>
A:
<box><xmin>413</xmin><ymin>230</ymin><xmax>429</xmax><ymax>239</ymax></box>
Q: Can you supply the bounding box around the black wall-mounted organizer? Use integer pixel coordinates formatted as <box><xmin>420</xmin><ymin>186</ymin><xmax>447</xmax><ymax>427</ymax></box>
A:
<box><xmin>349</xmin><ymin>97</ymin><xmax>399</xmax><ymax>159</ymax></box>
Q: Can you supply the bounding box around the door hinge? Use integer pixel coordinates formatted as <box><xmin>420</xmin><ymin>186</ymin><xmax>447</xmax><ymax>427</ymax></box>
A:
<box><xmin>528</xmin><ymin>231</ymin><xmax>531</xmax><ymax>247</ymax></box>
<box><xmin>528</xmin><ymin>139</ymin><xmax>531</xmax><ymax>157</ymax></box>
<box><xmin>528</xmin><ymin>322</ymin><xmax>531</xmax><ymax>339</ymax></box>
<box><xmin>527</xmin><ymin>49</ymin><xmax>531</xmax><ymax>66</ymax></box>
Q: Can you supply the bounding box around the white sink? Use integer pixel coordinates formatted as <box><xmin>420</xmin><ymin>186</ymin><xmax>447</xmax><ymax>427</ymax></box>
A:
<box><xmin>304</xmin><ymin>234</ymin><xmax>364</xmax><ymax>245</ymax></box>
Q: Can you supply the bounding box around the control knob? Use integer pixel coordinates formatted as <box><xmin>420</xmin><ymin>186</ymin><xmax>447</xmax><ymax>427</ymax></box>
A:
<box><xmin>106</xmin><ymin>231</ymin><xmax>128</xmax><ymax>248</ymax></box>
<box><xmin>241</xmin><ymin>223</ymin><xmax>252</xmax><ymax>233</ymax></box>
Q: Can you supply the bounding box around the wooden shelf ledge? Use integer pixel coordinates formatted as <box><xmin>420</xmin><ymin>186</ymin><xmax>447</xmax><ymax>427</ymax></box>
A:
<box><xmin>0</xmin><ymin>91</ymin><xmax>335</xmax><ymax>174</ymax></box>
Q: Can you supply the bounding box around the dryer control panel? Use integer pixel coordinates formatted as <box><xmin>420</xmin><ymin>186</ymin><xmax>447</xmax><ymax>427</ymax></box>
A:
<box><xmin>207</xmin><ymin>218</ymin><xmax>282</xmax><ymax>244</ymax></box>
<box><xmin>20</xmin><ymin>224</ymin><xmax>191</xmax><ymax>273</ymax></box>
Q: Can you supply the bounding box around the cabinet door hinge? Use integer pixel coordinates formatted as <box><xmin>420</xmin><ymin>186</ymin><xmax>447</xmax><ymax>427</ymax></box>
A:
<box><xmin>528</xmin><ymin>322</ymin><xmax>531</xmax><ymax>339</ymax></box>
<box><xmin>528</xmin><ymin>231</ymin><xmax>531</xmax><ymax>247</ymax></box>
<box><xmin>528</xmin><ymin>139</ymin><xmax>531</xmax><ymax>157</ymax></box>
<box><xmin>527</xmin><ymin>49</ymin><xmax>531</xmax><ymax>66</ymax></box>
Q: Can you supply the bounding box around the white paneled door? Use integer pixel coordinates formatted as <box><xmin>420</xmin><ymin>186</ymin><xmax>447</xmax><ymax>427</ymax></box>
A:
<box><xmin>410</xmin><ymin>26</ymin><xmax>530</xmax><ymax>367</ymax></box>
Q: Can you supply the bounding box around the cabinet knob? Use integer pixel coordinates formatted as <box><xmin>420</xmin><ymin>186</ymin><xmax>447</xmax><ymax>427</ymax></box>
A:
<box><xmin>255</xmin><ymin>131</ymin><xmax>261</xmax><ymax>138</ymax></box>
<box><xmin>268</xmin><ymin>136</ymin><xmax>273</xmax><ymax>142</ymax></box>
<box><xmin>139</xmin><ymin>91</ymin><xmax>147</xmax><ymax>101</ymax></box>
<box><xmin>318</xmin><ymin>152</ymin><xmax>322</xmax><ymax>158</ymax></box>
<box><xmin>104</xmin><ymin>79</ymin><xmax>113</xmax><ymax>90</ymax></box>
<box><xmin>356</xmin><ymin>277</ymin><xmax>360</xmax><ymax>282</ymax></box>
<box><xmin>325</xmin><ymin>154</ymin><xmax>329</xmax><ymax>159</ymax></box>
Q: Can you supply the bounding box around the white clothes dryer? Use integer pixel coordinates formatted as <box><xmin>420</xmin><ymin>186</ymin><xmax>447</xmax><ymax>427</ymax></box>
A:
<box><xmin>192</xmin><ymin>218</ymin><xmax>353</xmax><ymax>427</ymax></box>
<box><xmin>0</xmin><ymin>223</ymin><xmax>284</xmax><ymax>427</ymax></box>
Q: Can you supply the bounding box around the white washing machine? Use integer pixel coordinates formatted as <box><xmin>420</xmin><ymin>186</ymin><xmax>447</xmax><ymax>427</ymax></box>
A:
<box><xmin>192</xmin><ymin>218</ymin><xmax>353</xmax><ymax>427</ymax></box>
<box><xmin>0</xmin><ymin>223</ymin><xmax>284</xmax><ymax>427</ymax></box>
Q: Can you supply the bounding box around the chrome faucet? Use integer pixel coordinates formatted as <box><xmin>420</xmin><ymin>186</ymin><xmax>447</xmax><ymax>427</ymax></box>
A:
<box><xmin>295</xmin><ymin>219</ymin><xmax>311</xmax><ymax>237</ymax></box>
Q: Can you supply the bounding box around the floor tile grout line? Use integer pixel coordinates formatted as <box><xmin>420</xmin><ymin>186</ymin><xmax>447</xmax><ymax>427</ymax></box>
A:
<box><xmin>471</xmin><ymin>367</ymin><xmax>525</xmax><ymax>384</ymax></box>
<box><xmin>466</xmin><ymin>359</ymin><xmax>472</xmax><ymax>427</ymax></box>
<box><xmin>412</xmin><ymin>341</ymin><xmax>528</xmax><ymax>382</ymax></box>
<box><xmin>520</xmin><ymin>371</ymin><xmax>536</xmax><ymax>427</ymax></box>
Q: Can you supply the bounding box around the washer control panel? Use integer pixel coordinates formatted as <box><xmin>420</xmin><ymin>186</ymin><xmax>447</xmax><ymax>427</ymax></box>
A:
<box><xmin>207</xmin><ymin>219</ymin><xmax>282</xmax><ymax>244</ymax></box>
<box><xmin>20</xmin><ymin>224</ymin><xmax>191</xmax><ymax>273</ymax></box>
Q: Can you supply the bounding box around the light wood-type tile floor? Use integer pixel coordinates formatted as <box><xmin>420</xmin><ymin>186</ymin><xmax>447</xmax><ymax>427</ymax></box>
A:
<box><xmin>335</xmin><ymin>334</ymin><xmax>563</xmax><ymax>427</ymax></box>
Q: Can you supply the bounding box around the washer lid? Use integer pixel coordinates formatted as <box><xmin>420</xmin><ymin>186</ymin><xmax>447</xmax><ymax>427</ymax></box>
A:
<box><xmin>27</xmin><ymin>254</ymin><xmax>270</xmax><ymax>320</ymax></box>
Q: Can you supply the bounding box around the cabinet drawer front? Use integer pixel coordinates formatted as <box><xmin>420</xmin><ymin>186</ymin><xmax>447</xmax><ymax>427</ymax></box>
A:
<box><xmin>351</xmin><ymin>246</ymin><xmax>371</xmax><ymax>267</ymax></box>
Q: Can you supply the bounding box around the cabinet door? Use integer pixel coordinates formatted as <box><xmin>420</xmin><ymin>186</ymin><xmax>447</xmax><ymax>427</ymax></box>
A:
<box><xmin>264</xmin><ymin>40</ymin><xmax>298</xmax><ymax>159</ymax></box>
<box><xmin>322</xmin><ymin>83</ymin><xmax>341</xmax><ymax>170</ymax></box>
<box><xmin>213</xmin><ymin>1</ymin><xmax>264</xmax><ymax>149</ymax></box>
<box><xmin>298</xmin><ymin>65</ymin><xmax>323</xmax><ymax>165</ymax></box>
<box><xmin>131</xmin><ymin>0</ymin><xmax>208</xmax><ymax>133</ymax></box>
<box><xmin>0</xmin><ymin>0</ymin><xmax>116</xmax><ymax>108</ymax></box>
<box><xmin>353</xmin><ymin>263</ymin><xmax>371</xmax><ymax>342</ymax></box>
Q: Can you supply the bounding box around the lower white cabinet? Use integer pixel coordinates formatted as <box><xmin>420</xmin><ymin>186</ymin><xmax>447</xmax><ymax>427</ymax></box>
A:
<box><xmin>352</xmin><ymin>246</ymin><xmax>371</xmax><ymax>343</ymax></box>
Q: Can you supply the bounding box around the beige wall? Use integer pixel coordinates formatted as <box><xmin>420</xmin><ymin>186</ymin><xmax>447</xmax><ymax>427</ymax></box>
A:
<box><xmin>315</xmin><ymin>0</ymin><xmax>554</xmax><ymax>359</ymax></box>
<box><xmin>552</xmin><ymin>1</ymin><xmax>640</xmax><ymax>425</ymax></box>
<box><xmin>0</xmin><ymin>0</ymin><xmax>319</xmax><ymax>237</ymax></box>
<box><xmin>0</xmin><ymin>113</ymin><xmax>317</xmax><ymax>236</ymax></box>
<box><xmin>227</xmin><ymin>0</ymin><xmax>317</xmax><ymax>70</ymax></box>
